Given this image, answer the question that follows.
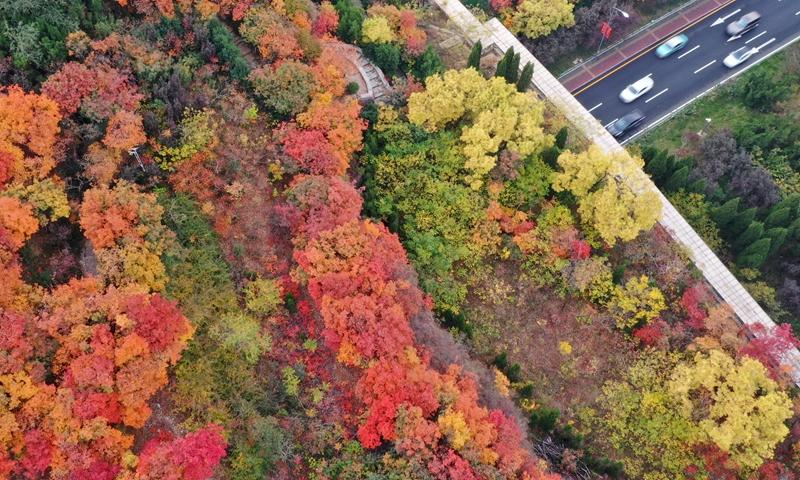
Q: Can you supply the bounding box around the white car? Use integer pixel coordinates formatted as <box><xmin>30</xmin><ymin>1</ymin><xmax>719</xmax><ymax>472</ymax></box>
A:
<box><xmin>723</xmin><ymin>47</ymin><xmax>757</xmax><ymax>68</ymax></box>
<box><xmin>619</xmin><ymin>76</ymin><xmax>654</xmax><ymax>103</ymax></box>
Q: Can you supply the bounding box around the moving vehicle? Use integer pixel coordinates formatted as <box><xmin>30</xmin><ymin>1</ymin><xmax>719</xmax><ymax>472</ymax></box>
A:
<box><xmin>723</xmin><ymin>46</ymin><xmax>757</xmax><ymax>68</ymax></box>
<box><xmin>606</xmin><ymin>110</ymin><xmax>645</xmax><ymax>137</ymax></box>
<box><xmin>655</xmin><ymin>34</ymin><xmax>689</xmax><ymax>58</ymax></box>
<box><xmin>726</xmin><ymin>11</ymin><xmax>760</xmax><ymax>37</ymax></box>
<box><xmin>619</xmin><ymin>76</ymin><xmax>654</xmax><ymax>103</ymax></box>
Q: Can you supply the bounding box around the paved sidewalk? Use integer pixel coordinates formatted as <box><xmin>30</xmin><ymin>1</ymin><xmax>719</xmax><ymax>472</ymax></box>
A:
<box><xmin>559</xmin><ymin>0</ymin><xmax>734</xmax><ymax>93</ymax></box>
<box><xmin>432</xmin><ymin>0</ymin><xmax>800</xmax><ymax>384</ymax></box>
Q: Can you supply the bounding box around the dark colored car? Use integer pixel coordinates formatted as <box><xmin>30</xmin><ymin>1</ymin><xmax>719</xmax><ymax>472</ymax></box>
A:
<box><xmin>606</xmin><ymin>111</ymin><xmax>645</xmax><ymax>137</ymax></box>
<box><xmin>726</xmin><ymin>11</ymin><xmax>760</xmax><ymax>37</ymax></box>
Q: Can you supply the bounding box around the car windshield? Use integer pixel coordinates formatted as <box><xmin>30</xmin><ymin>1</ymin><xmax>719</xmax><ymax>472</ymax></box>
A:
<box><xmin>617</xmin><ymin>115</ymin><xmax>637</xmax><ymax>129</ymax></box>
<box><xmin>666</xmin><ymin>37</ymin><xmax>681</xmax><ymax>48</ymax></box>
<box><xmin>626</xmin><ymin>85</ymin><xmax>639</xmax><ymax>95</ymax></box>
<box><xmin>736</xmin><ymin>18</ymin><xmax>748</xmax><ymax>27</ymax></box>
<box><xmin>733</xmin><ymin>49</ymin><xmax>749</xmax><ymax>60</ymax></box>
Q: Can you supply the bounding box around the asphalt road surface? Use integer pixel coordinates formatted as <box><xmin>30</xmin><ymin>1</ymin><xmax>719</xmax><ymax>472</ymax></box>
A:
<box><xmin>574</xmin><ymin>0</ymin><xmax>800</xmax><ymax>144</ymax></box>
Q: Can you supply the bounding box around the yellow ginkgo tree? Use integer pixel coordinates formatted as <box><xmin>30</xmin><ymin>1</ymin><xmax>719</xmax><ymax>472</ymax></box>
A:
<box><xmin>553</xmin><ymin>144</ymin><xmax>661</xmax><ymax>246</ymax></box>
<box><xmin>408</xmin><ymin>68</ymin><xmax>552</xmax><ymax>189</ymax></box>
<box><xmin>669</xmin><ymin>349</ymin><xmax>793</xmax><ymax>471</ymax></box>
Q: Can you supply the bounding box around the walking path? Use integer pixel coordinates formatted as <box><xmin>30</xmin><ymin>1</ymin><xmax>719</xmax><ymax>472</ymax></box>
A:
<box><xmin>324</xmin><ymin>42</ymin><xmax>393</xmax><ymax>102</ymax></box>
<box><xmin>558</xmin><ymin>0</ymin><xmax>734</xmax><ymax>93</ymax></box>
<box><xmin>431</xmin><ymin>0</ymin><xmax>800</xmax><ymax>383</ymax></box>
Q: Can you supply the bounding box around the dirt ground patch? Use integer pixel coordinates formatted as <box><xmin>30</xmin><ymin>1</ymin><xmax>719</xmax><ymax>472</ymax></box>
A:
<box><xmin>466</xmin><ymin>260</ymin><xmax>637</xmax><ymax>418</ymax></box>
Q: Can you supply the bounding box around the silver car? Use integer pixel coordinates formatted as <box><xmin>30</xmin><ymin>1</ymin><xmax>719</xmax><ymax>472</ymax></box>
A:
<box><xmin>726</xmin><ymin>11</ymin><xmax>760</xmax><ymax>37</ymax></box>
<box><xmin>619</xmin><ymin>76</ymin><xmax>655</xmax><ymax>103</ymax></box>
<box><xmin>723</xmin><ymin>47</ymin><xmax>757</xmax><ymax>68</ymax></box>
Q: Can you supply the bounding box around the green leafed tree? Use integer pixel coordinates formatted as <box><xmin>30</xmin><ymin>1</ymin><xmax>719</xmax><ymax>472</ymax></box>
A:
<box><xmin>334</xmin><ymin>0</ymin><xmax>364</xmax><ymax>44</ymax></box>
<box><xmin>727</xmin><ymin>206</ymin><xmax>757</xmax><ymax>238</ymax></box>
<box><xmin>733</xmin><ymin>221</ymin><xmax>764</xmax><ymax>251</ymax></box>
<box><xmin>664</xmin><ymin>165</ymin><xmax>689</xmax><ymax>192</ymax></box>
<box><xmin>764</xmin><ymin>206</ymin><xmax>791</xmax><ymax>228</ymax></box>
<box><xmin>711</xmin><ymin>197</ymin><xmax>740</xmax><ymax>228</ymax></box>
<box><xmin>737</xmin><ymin>237</ymin><xmax>771</xmax><ymax>268</ymax></box>
<box><xmin>412</xmin><ymin>45</ymin><xmax>445</xmax><ymax>83</ymax></box>
<box><xmin>467</xmin><ymin>40</ymin><xmax>482</xmax><ymax>70</ymax></box>
<box><xmin>766</xmin><ymin>227</ymin><xmax>788</xmax><ymax>257</ymax></box>
<box><xmin>516</xmin><ymin>62</ymin><xmax>533</xmax><ymax>92</ymax></box>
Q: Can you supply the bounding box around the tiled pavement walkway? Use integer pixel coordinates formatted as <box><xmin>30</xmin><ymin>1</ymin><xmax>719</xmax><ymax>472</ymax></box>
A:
<box><xmin>432</xmin><ymin>0</ymin><xmax>800</xmax><ymax>383</ymax></box>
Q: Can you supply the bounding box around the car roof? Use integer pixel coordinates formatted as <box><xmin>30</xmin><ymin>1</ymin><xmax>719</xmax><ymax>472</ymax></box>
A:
<box><xmin>741</xmin><ymin>11</ymin><xmax>760</xmax><ymax>22</ymax></box>
<box><xmin>621</xmin><ymin>111</ymin><xmax>643</xmax><ymax>121</ymax></box>
<box><xmin>631</xmin><ymin>77</ymin><xmax>652</xmax><ymax>88</ymax></box>
<box><xmin>666</xmin><ymin>35</ymin><xmax>685</xmax><ymax>45</ymax></box>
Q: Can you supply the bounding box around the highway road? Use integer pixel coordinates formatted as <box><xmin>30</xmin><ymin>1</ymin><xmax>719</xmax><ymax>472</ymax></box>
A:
<box><xmin>574</xmin><ymin>0</ymin><xmax>800</xmax><ymax>144</ymax></box>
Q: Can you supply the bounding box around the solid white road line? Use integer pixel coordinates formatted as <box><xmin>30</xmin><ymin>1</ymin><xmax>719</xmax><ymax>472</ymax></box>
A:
<box><xmin>745</xmin><ymin>31</ymin><xmax>767</xmax><ymax>44</ymax></box>
<box><xmin>755</xmin><ymin>38</ymin><xmax>777</xmax><ymax>51</ymax></box>
<box><xmin>694</xmin><ymin>60</ymin><xmax>716</xmax><ymax>74</ymax></box>
<box><xmin>604</xmin><ymin>118</ymin><xmax>618</xmax><ymax>128</ymax></box>
<box><xmin>587</xmin><ymin>102</ymin><xmax>603</xmax><ymax>113</ymax></box>
<box><xmin>678</xmin><ymin>45</ymin><xmax>700</xmax><ymax>59</ymax></box>
<box><xmin>645</xmin><ymin>88</ymin><xmax>669</xmax><ymax>103</ymax></box>
<box><xmin>624</xmin><ymin>32</ymin><xmax>800</xmax><ymax>146</ymax></box>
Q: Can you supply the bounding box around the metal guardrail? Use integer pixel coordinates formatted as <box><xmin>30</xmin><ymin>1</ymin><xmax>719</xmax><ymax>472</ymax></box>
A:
<box><xmin>557</xmin><ymin>0</ymin><xmax>705</xmax><ymax>79</ymax></box>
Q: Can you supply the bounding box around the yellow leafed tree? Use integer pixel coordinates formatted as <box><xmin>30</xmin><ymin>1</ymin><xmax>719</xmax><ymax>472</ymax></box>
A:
<box><xmin>668</xmin><ymin>349</ymin><xmax>793</xmax><ymax>471</ymax></box>
<box><xmin>553</xmin><ymin>144</ymin><xmax>661</xmax><ymax>245</ymax></box>
<box><xmin>506</xmin><ymin>0</ymin><xmax>575</xmax><ymax>39</ymax></box>
<box><xmin>362</xmin><ymin>15</ymin><xmax>396</xmax><ymax>44</ymax></box>
<box><xmin>608</xmin><ymin>275</ymin><xmax>666</xmax><ymax>329</ymax></box>
<box><xmin>408</xmin><ymin>68</ymin><xmax>552</xmax><ymax>189</ymax></box>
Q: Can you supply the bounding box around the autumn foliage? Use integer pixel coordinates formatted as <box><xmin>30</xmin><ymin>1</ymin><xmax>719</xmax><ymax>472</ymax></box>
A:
<box><xmin>0</xmin><ymin>86</ymin><xmax>61</xmax><ymax>186</ymax></box>
<box><xmin>135</xmin><ymin>425</ymin><xmax>228</xmax><ymax>480</ymax></box>
<box><xmin>42</xmin><ymin>61</ymin><xmax>143</xmax><ymax>120</ymax></box>
<box><xmin>0</xmin><ymin>274</ymin><xmax>205</xmax><ymax>477</ymax></box>
<box><xmin>290</xmin><ymin>177</ymin><xmax>559</xmax><ymax>479</ymax></box>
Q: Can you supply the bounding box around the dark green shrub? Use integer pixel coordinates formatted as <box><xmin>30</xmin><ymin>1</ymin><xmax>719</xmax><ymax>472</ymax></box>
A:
<box><xmin>346</xmin><ymin>81</ymin><xmax>360</xmax><ymax>95</ymax></box>
<box><xmin>737</xmin><ymin>237</ymin><xmax>771</xmax><ymax>268</ymax></box>
<box><xmin>335</xmin><ymin>0</ymin><xmax>364</xmax><ymax>44</ymax></box>
<box><xmin>529</xmin><ymin>406</ymin><xmax>560</xmax><ymax>433</ymax></box>
<box><xmin>467</xmin><ymin>41</ymin><xmax>483</xmax><ymax>70</ymax></box>
<box><xmin>208</xmin><ymin>19</ymin><xmax>251</xmax><ymax>81</ymax></box>
<box><xmin>413</xmin><ymin>46</ymin><xmax>445</xmax><ymax>82</ymax></box>
<box><xmin>365</xmin><ymin>43</ymin><xmax>402</xmax><ymax>77</ymax></box>
<box><xmin>554</xmin><ymin>127</ymin><xmax>569</xmax><ymax>149</ymax></box>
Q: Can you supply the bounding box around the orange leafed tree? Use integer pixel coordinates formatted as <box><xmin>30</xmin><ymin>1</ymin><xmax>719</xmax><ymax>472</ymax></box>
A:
<box><xmin>0</xmin><ymin>197</ymin><xmax>39</xmax><ymax>250</ymax></box>
<box><xmin>0</xmin><ymin>86</ymin><xmax>61</xmax><ymax>186</ymax></box>
<box><xmin>294</xmin><ymin>219</ymin><xmax>419</xmax><ymax>365</ymax></box>
<box><xmin>79</xmin><ymin>181</ymin><xmax>169</xmax><ymax>251</ymax></box>
<box><xmin>295</xmin><ymin>93</ymin><xmax>366</xmax><ymax>173</ymax></box>
<box><xmin>0</xmin><ymin>275</ymin><xmax>202</xmax><ymax>477</ymax></box>
<box><xmin>291</xmin><ymin>187</ymin><xmax>560</xmax><ymax>478</ymax></box>
<box><xmin>135</xmin><ymin>425</ymin><xmax>228</xmax><ymax>480</ymax></box>
<box><xmin>285</xmin><ymin>174</ymin><xmax>363</xmax><ymax>244</ymax></box>
<box><xmin>104</xmin><ymin>110</ymin><xmax>147</xmax><ymax>151</ymax></box>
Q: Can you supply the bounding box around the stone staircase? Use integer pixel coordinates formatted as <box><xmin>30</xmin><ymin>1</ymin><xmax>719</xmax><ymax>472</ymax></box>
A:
<box><xmin>354</xmin><ymin>53</ymin><xmax>392</xmax><ymax>102</ymax></box>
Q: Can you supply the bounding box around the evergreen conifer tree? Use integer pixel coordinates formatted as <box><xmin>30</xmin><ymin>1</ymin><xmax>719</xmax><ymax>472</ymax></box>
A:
<box><xmin>517</xmin><ymin>62</ymin><xmax>533</xmax><ymax>92</ymax></box>
<box><xmin>737</xmin><ymin>238</ymin><xmax>771</xmax><ymax>268</ymax></box>
<box><xmin>733</xmin><ymin>221</ymin><xmax>764</xmax><ymax>251</ymax></box>
<box><xmin>711</xmin><ymin>198</ymin><xmax>740</xmax><ymax>228</ymax></box>
<box><xmin>468</xmin><ymin>41</ymin><xmax>483</xmax><ymax>70</ymax></box>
